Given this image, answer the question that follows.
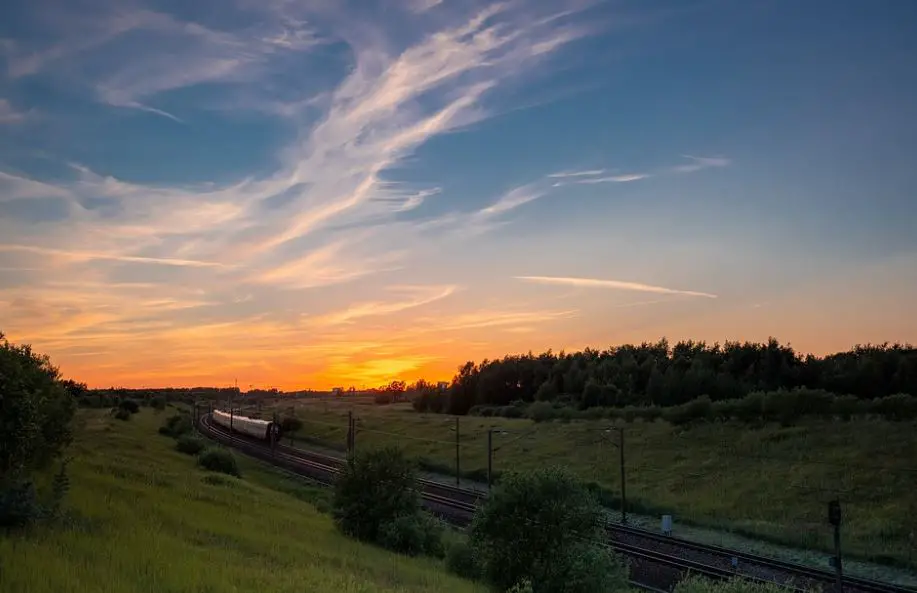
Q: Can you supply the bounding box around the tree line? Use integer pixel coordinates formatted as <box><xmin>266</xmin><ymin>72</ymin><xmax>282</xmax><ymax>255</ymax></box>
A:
<box><xmin>409</xmin><ymin>338</ymin><xmax>917</xmax><ymax>417</ymax></box>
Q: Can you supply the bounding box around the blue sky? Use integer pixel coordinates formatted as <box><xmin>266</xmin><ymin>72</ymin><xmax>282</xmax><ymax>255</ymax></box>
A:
<box><xmin>1</xmin><ymin>0</ymin><xmax>915</xmax><ymax>389</ymax></box>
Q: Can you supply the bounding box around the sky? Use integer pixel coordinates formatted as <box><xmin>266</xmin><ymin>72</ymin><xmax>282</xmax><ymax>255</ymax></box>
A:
<box><xmin>1</xmin><ymin>0</ymin><xmax>916</xmax><ymax>390</ymax></box>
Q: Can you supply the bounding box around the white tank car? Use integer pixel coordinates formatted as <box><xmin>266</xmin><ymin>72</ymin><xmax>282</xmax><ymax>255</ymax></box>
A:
<box><xmin>212</xmin><ymin>409</ymin><xmax>280</xmax><ymax>442</ymax></box>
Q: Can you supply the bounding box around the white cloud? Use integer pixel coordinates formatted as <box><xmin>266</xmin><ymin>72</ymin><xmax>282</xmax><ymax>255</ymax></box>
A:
<box><xmin>572</xmin><ymin>173</ymin><xmax>649</xmax><ymax>184</ymax></box>
<box><xmin>672</xmin><ymin>154</ymin><xmax>731</xmax><ymax>173</ymax></box>
<box><xmin>0</xmin><ymin>99</ymin><xmax>29</xmax><ymax>124</ymax></box>
<box><xmin>307</xmin><ymin>284</ymin><xmax>458</xmax><ymax>326</ymax></box>
<box><xmin>407</xmin><ymin>0</ymin><xmax>444</xmax><ymax>14</ymax></box>
<box><xmin>0</xmin><ymin>1</ymin><xmax>605</xmax><ymax>382</ymax></box>
<box><xmin>547</xmin><ymin>169</ymin><xmax>606</xmax><ymax>178</ymax></box>
<box><xmin>514</xmin><ymin>275</ymin><xmax>718</xmax><ymax>298</ymax></box>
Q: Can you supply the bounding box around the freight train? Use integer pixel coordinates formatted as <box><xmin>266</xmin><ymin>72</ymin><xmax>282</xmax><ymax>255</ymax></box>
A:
<box><xmin>211</xmin><ymin>409</ymin><xmax>281</xmax><ymax>442</ymax></box>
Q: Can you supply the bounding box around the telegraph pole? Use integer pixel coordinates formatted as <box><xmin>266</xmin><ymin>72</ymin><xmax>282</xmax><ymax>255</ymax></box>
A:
<box><xmin>618</xmin><ymin>426</ymin><xmax>627</xmax><ymax>525</ymax></box>
<box><xmin>454</xmin><ymin>417</ymin><xmax>461</xmax><ymax>487</ymax></box>
<box><xmin>487</xmin><ymin>428</ymin><xmax>493</xmax><ymax>488</ymax></box>
<box><xmin>601</xmin><ymin>426</ymin><xmax>627</xmax><ymax>524</ymax></box>
<box><xmin>346</xmin><ymin>411</ymin><xmax>354</xmax><ymax>464</ymax></box>
<box><xmin>829</xmin><ymin>499</ymin><xmax>843</xmax><ymax>593</ymax></box>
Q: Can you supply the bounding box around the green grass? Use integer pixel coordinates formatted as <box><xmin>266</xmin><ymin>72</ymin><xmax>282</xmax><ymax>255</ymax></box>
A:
<box><xmin>0</xmin><ymin>408</ymin><xmax>484</xmax><ymax>593</ymax></box>
<box><xmin>266</xmin><ymin>398</ymin><xmax>917</xmax><ymax>572</ymax></box>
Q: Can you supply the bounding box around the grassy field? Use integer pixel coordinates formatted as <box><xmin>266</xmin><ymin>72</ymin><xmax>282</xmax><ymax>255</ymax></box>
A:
<box><xmin>0</xmin><ymin>407</ymin><xmax>484</xmax><ymax>593</ymax></box>
<box><xmin>259</xmin><ymin>398</ymin><xmax>917</xmax><ymax>572</ymax></box>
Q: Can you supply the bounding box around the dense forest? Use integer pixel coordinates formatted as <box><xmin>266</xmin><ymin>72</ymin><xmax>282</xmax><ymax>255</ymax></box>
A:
<box><xmin>409</xmin><ymin>339</ymin><xmax>917</xmax><ymax>419</ymax></box>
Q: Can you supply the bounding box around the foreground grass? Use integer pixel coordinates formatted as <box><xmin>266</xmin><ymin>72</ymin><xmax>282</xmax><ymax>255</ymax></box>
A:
<box><xmin>264</xmin><ymin>398</ymin><xmax>917</xmax><ymax>571</ymax></box>
<box><xmin>0</xmin><ymin>408</ymin><xmax>483</xmax><ymax>593</ymax></box>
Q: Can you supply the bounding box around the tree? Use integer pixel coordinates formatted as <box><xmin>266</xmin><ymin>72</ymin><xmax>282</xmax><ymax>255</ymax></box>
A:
<box><xmin>0</xmin><ymin>332</ymin><xmax>77</xmax><ymax>527</ymax></box>
<box><xmin>332</xmin><ymin>446</ymin><xmax>423</xmax><ymax>544</ymax></box>
<box><xmin>469</xmin><ymin>466</ymin><xmax>627</xmax><ymax>593</ymax></box>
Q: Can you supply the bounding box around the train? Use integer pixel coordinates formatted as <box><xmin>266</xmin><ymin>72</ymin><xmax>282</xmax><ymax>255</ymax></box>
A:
<box><xmin>211</xmin><ymin>409</ymin><xmax>281</xmax><ymax>442</ymax></box>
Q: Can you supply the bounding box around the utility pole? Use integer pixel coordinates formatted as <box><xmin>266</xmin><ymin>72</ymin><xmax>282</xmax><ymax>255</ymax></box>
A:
<box><xmin>271</xmin><ymin>411</ymin><xmax>277</xmax><ymax>457</ymax></box>
<box><xmin>455</xmin><ymin>417</ymin><xmax>461</xmax><ymax>487</ymax></box>
<box><xmin>229</xmin><ymin>391</ymin><xmax>234</xmax><ymax>435</ymax></box>
<box><xmin>603</xmin><ymin>426</ymin><xmax>627</xmax><ymax>524</ymax></box>
<box><xmin>618</xmin><ymin>426</ymin><xmax>627</xmax><ymax>525</ymax></box>
<box><xmin>487</xmin><ymin>428</ymin><xmax>493</xmax><ymax>488</ymax></box>
<box><xmin>829</xmin><ymin>499</ymin><xmax>843</xmax><ymax>593</ymax></box>
<box><xmin>347</xmin><ymin>411</ymin><xmax>354</xmax><ymax>464</ymax></box>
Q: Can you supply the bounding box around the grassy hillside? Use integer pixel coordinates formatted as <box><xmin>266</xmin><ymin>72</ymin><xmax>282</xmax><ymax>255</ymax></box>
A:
<box><xmin>265</xmin><ymin>398</ymin><xmax>917</xmax><ymax>571</ymax></box>
<box><xmin>0</xmin><ymin>407</ymin><xmax>483</xmax><ymax>593</ymax></box>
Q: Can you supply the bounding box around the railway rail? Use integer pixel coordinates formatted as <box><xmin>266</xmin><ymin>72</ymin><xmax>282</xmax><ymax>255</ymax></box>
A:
<box><xmin>196</xmin><ymin>412</ymin><xmax>915</xmax><ymax>593</ymax></box>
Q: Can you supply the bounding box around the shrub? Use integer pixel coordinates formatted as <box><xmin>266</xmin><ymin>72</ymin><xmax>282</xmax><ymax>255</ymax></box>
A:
<box><xmin>118</xmin><ymin>399</ymin><xmax>140</xmax><ymax>414</ymax></box>
<box><xmin>159</xmin><ymin>413</ymin><xmax>192</xmax><ymax>438</ymax></box>
<box><xmin>0</xmin><ymin>480</ymin><xmax>41</xmax><ymax>528</ymax></box>
<box><xmin>445</xmin><ymin>539</ymin><xmax>480</xmax><ymax>580</ymax></box>
<box><xmin>378</xmin><ymin>511</ymin><xmax>445</xmax><ymax>557</ymax></box>
<box><xmin>0</xmin><ymin>332</ymin><xmax>76</xmax><ymax>484</ymax></box>
<box><xmin>832</xmin><ymin>395</ymin><xmax>864</xmax><ymax>421</ymax></box>
<box><xmin>374</xmin><ymin>393</ymin><xmax>393</xmax><ymax>405</ymax></box>
<box><xmin>508</xmin><ymin>579</ymin><xmax>534</xmax><ymax>593</ymax></box>
<box><xmin>673</xmin><ymin>575</ymin><xmax>790</xmax><ymax>593</ymax></box>
<box><xmin>197</xmin><ymin>448</ymin><xmax>240</xmax><ymax>477</ymax></box>
<box><xmin>113</xmin><ymin>408</ymin><xmax>131</xmax><ymax>421</ymax></box>
<box><xmin>869</xmin><ymin>393</ymin><xmax>917</xmax><ymax>421</ymax></box>
<box><xmin>176</xmin><ymin>435</ymin><xmax>206</xmax><ymax>455</ymax></box>
<box><xmin>280</xmin><ymin>415</ymin><xmax>303</xmax><ymax>434</ymax></box>
<box><xmin>469</xmin><ymin>466</ymin><xmax>628</xmax><ymax>593</ymax></box>
<box><xmin>150</xmin><ymin>396</ymin><xmax>166</xmax><ymax>411</ymax></box>
<box><xmin>332</xmin><ymin>446</ymin><xmax>423</xmax><ymax>545</ymax></box>
<box><xmin>527</xmin><ymin>401</ymin><xmax>555</xmax><ymax>423</ymax></box>
<box><xmin>664</xmin><ymin>395</ymin><xmax>714</xmax><ymax>426</ymax></box>
<box><xmin>496</xmin><ymin>405</ymin><xmax>524</xmax><ymax>419</ymax></box>
<box><xmin>534</xmin><ymin>381</ymin><xmax>557</xmax><ymax>401</ymax></box>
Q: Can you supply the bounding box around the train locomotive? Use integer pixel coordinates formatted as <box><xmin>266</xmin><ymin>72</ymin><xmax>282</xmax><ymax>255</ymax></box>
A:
<box><xmin>211</xmin><ymin>409</ymin><xmax>281</xmax><ymax>443</ymax></box>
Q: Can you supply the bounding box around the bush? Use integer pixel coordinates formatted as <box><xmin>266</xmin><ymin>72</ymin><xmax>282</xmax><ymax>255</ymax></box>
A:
<box><xmin>114</xmin><ymin>408</ymin><xmax>131</xmax><ymax>421</ymax></box>
<box><xmin>378</xmin><ymin>511</ymin><xmax>445</xmax><ymax>557</ymax></box>
<box><xmin>150</xmin><ymin>396</ymin><xmax>166</xmax><ymax>410</ymax></box>
<box><xmin>527</xmin><ymin>401</ymin><xmax>556</xmax><ymax>423</ymax></box>
<box><xmin>0</xmin><ymin>479</ymin><xmax>41</xmax><ymax>528</ymax></box>
<box><xmin>176</xmin><ymin>435</ymin><xmax>205</xmax><ymax>455</ymax></box>
<box><xmin>469</xmin><ymin>466</ymin><xmax>628</xmax><ymax>593</ymax></box>
<box><xmin>496</xmin><ymin>405</ymin><xmax>524</xmax><ymax>419</ymax></box>
<box><xmin>118</xmin><ymin>399</ymin><xmax>140</xmax><ymax>414</ymax></box>
<box><xmin>0</xmin><ymin>332</ymin><xmax>76</xmax><ymax>483</ymax></box>
<box><xmin>869</xmin><ymin>393</ymin><xmax>917</xmax><ymax>421</ymax></box>
<box><xmin>534</xmin><ymin>381</ymin><xmax>557</xmax><ymax>401</ymax></box>
<box><xmin>674</xmin><ymin>575</ymin><xmax>790</xmax><ymax>593</ymax></box>
<box><xmin>332</xmin><ymin>446</ymin><xmax>443</xmax><ymax>556</ymax></box>
<box><xmin>280</xmin><ymin>415</ymin><xmax>303</xmax><ymax>434</ymax></box>
<box><xmin>159</xmin><ymin>413</ymin><xmax>192</xmax><ymax>438</ymax></box>
<box><xmin>445</xmin><ymin>539</ymin><xmax>480</xmax><ymax>580</ymax></box>
<box><xmin>663</xmin><ymin>395</ymin><xmax>714</xmax><ymax>426</ymax></box>
<box><xmin>198</xmin><ymin>448</ymin><xmax>240</xmax><ymax>477</ymax></box>
<box><xmin>832</xmin><ymin>395</ymin><xmax>864</xmax><ymax>421</ymax></box>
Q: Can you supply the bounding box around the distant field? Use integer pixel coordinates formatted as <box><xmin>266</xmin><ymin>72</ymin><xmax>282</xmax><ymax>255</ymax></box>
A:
<box><xmin>260</xmin><ymin>398</ymin><xmax>917</xmax><ymax>571</ymax></box>
<box><xmin>0</xmin><ymin>408</ymin><xmax>483</xmax><ymax>593</ymax></box>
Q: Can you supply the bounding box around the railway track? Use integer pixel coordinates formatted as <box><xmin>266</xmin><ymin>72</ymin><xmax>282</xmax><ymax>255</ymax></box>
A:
<box><xmin>196</xmin><ymin>413</ymin><xmax>915</xmax><ymax>593</ymax></box>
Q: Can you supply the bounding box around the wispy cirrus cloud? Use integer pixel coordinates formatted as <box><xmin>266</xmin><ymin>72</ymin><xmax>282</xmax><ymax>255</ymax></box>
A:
<box><xmin>1</xmin><ymin>0</ymin><xmax>736</xmax><ymax>389</ymax></box>
<box><xmin>514</xmin><ymin>275</ymin><xmax>718</xmax><ymax>298</ymax></box>
<box><xmin>0</xmin><ymin>99</ymin><xmax>30</xmax><ymax>124</ymax></box>
<box><xmin>547</xmin><ymin>169</ymin><xmax>606</xmax><ymax>178</ymax></box>
<box><xmin>307</xmin><ymin>284</ymin><xmax>458</xmax><ymax>327</ymax></box>
<box><xmin>672</xmin><ymin>154</ymin><xmax>731</xmax><ymax>173</ymax></box>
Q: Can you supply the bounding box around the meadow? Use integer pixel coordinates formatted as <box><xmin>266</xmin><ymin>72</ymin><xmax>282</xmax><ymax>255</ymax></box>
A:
<box><xmin>260</xmin><ymin>397</ymin><xmax>917</xmax><ymax>574</ymax></box>
<box><xmin>0</xmin><ymin>407</ymin><xmax>484</xmax><ymax>593</ymax></box>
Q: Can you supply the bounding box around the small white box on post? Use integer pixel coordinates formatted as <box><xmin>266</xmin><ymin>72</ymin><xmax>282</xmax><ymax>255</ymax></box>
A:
<box><xmin>661</xmin><ymin>514</ymin><xmax>673</xmax><ymax>536</ymax></box>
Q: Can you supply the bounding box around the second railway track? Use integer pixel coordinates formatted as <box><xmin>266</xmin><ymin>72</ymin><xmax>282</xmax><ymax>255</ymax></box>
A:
<box><xmin>196</xmin><ymin>412</ymin><xmax>915</xmax><ymax>593</ymax></box>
